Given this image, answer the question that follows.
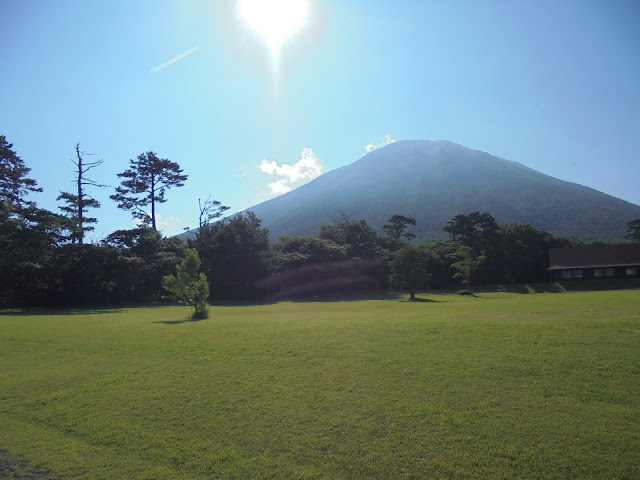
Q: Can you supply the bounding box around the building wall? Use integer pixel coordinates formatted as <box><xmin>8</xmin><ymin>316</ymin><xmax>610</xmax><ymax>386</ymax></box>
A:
<box><xmin>551</xmin><ymin>266</ymin><xmax>639</xmax><ymax>281</ymax></box>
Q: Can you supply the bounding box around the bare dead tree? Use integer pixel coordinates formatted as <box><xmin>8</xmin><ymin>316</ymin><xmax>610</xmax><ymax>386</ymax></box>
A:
<box><xmin>58</xmin><ymin>144</ymin><xmax>107</xmax><ymax>244</ymax></box>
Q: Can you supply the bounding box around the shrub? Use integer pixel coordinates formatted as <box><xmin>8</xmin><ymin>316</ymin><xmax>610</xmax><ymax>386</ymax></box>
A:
<box><xmin>163</xmin><ymin>248</ymin><xmax>210</xmax><ymax>319</ymax></box>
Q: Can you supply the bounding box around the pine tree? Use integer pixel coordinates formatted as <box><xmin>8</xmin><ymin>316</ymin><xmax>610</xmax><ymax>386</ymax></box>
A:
<box><xmin>383</xmin><ymin>214</ymin><xmax>417</xmax><ymax>241</ymax></box>
<box><xmin>111</xmin><ymin>151</ymin><xmax>187</xmax><ymax>230</ymax></box>
<box><xmin>0</xmin><ymin>135</ymin><xmax>42</xmax><ymax>209</ymax></box>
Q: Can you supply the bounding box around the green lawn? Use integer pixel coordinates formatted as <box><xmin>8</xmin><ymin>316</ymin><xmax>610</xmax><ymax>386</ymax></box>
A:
<box><xmin>1</xmin><ymin>289</ymin><xmax>639</xmax><ymax>479</ymax></box>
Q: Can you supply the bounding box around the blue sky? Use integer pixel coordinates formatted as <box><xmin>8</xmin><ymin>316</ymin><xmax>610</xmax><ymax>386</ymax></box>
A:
<box><xmin>2</xmin><ymin>0</ymin><xmax>639</xmax><ymax>239</ymax></box>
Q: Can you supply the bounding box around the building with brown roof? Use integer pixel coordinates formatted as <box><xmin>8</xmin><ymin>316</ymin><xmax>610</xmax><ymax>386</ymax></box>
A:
<box><xmin>548</xmin><ymin>245</ymin><xmax>640</xmax><ymax>281</ymax></box>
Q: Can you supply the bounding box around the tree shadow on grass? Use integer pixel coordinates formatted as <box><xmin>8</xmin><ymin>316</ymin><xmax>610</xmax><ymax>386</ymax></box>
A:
<box><xmin>214</xmin><ymin>290</ymin><xmax>407</xmax><ymax>306</ymax></box>
<box><xmin>288</xmin><ymin>291</ymin><xmax>406</xmax><ymax>303</ymax></box>
<box><xmin>397</xmin><ymin>297</ymin><xmax>440</xmax><ymax>303</ymax></box>
<box><xmin>0</xmin><ymin>302</ymin><xmax>181</xmax><ymax>316</ymax></box>
<box><xmin>153</xmin><ymin>317</ymin><xmax>208</xmax><ymax>325</ymax></box>
<box><xmin>0</xmin><ymin>307</ymin><xmax>124</xmax><ymax>316</ymax></box>
<box><xmin>213</xmin><ymin>299</ymin><xmax>277</xmax><ymax>308</ymax></box>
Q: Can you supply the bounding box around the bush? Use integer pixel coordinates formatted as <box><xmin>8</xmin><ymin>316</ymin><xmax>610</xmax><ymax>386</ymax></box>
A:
<box><xmin>456</xmin><ymin>288</ymin><xmax>474</xmax><ymax>296</ymax></box>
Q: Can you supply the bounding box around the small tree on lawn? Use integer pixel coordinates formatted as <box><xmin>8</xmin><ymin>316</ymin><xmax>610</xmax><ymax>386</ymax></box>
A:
<box><xmin>450</xmin><ymin>245</ymin><xmax>486</xmax><ymax>291</ymax></box>
<box><xmin>163</xmin><ymin>248</ymin><xmax>210</xmax><ymax>319</ymax></box>
<box><xmin>389</xmin><ymin>244</ymin><xmax>430</xmax><ymax>300</ymax></box>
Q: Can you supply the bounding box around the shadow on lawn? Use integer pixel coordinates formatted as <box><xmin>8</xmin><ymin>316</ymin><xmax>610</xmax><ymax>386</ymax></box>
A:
<box><xmin>397</xmin><ymin>297</ymin><xmax>440</xmax><ymax>303</ymax></box>
<box><xmin>213</xmin><ymin>290</ymin><xmax>408</xmax><ymax>307</ymax></box>
<box><xmin>0</xmin><ymin>307</ymin><xmax>124</xmax><ymax>316</ymax></box>
<box><xmin>153</xmin><ymin>317</ymin><xmax>208</xmax><ymax>325</ymax></box>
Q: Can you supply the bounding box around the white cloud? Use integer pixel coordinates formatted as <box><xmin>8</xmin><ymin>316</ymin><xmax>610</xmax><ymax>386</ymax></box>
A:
<box><xmin>364</xmin><ymin>134</ymin><xmax>397</xmax><ymax>152</ymax></box>
<box><xmin>259</xmin><ymin>147</ymin><xmax>322</xmax><ymax>183</ymax></box>
<box><xmin>234</xmin><ymin>172</ymin><xmax>249</xmax><ymax>178</ymax></box>
<box><xmin>258</xmin><ymin>147</ymin><xmax>323</xmax><ymax>197</ymax></box>
<box><xmin>150</xmin><ymin>45</ymin><xmax>201</xmax><ymax>73</ymax></box>
<box><xmin>267</xmin><ymin>180</ymin><xmax>292</xmax><ymax>195</ymax></box>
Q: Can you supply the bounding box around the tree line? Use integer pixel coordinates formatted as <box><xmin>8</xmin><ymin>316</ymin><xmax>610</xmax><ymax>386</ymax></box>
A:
<box><xmin>2</xmin><ymin>134</ymin><xmax>639</xmax><ymax>307</ymax></box>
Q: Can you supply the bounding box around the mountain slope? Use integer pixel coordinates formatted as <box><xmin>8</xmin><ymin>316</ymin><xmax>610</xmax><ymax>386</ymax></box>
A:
<box><xmin>235</xmin><ymin>140</ymin><xmax>640</xmax><ymax>242</ymax></box>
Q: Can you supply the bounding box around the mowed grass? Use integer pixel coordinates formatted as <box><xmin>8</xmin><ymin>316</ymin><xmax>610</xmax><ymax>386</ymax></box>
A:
<box><xmin>1</xmin><ymin>290</ymin><xmax>639</xmax><ymax>479</ymax></box>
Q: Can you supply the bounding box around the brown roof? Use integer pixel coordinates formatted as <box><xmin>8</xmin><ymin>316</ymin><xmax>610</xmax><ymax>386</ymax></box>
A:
<box><xmin>548</xmin><ymin>244</ymin><xmax>640</xmax><ymax>270</ymax></box>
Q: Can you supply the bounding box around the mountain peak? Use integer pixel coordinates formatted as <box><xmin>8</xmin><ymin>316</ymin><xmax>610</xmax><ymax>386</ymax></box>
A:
<box><xmin>240</xmin><ymin>141</ymin><xmax>640</xmax><ymax>242</ymax></box>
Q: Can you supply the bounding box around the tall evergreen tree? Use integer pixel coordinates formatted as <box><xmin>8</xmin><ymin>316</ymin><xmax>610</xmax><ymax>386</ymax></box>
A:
<box><xmin>57</xmin><ymin>144</ymin><xmax>105</xmax><ymax>244</ymax></box>
<box><xmin>110</xmin><ymin>151</ymin><xmax>187</xmax><ymax>230</ymax></box>
<box><xmin>442</xmin><ymin>211</ymin><xmax>499</xmax><ymax>255</ymax></box>
<box><xmin>0</xmin><ymin>136</ymin><xmax>72</xmax><ymax>306</ymax></box>
<box><xmin>0</xmin><ymin>135</ymin><xmax>42</xmax><ymax>209</ymax></box>
<box><xmin>319</xmin><ymin>217</ymin><xmax>380</xmax><ymax>259</ymax></box>
<box><xmin>383</xmin><ymin>215</ymin><xmax>417</xmax><ymax>241</ymax></box>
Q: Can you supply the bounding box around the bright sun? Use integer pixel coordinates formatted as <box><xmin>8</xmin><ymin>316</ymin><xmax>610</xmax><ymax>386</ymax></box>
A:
<box><xmin>238</xmin><ymin>0</ymin><xmax>309</xmax><ymax>58</ymax></box>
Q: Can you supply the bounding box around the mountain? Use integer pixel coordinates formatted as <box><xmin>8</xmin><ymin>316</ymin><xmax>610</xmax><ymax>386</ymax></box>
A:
<box><xmin>190</xmin><ymin>140</ymin><xmax>640</xmax><ymax>242</ymax></box>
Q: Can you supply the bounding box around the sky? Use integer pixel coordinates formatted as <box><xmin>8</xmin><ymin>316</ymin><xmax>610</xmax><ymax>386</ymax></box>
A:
<box><xmin>2</xmin><ymin>0</ymin><xmax>639</xmax><ymax>239</ymax></box>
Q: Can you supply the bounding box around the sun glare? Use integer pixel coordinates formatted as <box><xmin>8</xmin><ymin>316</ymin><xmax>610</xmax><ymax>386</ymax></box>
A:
<box><xmin>238</xmin><ymin>0</ymin><xmax>309</xmax><ymax>58</ymax></box>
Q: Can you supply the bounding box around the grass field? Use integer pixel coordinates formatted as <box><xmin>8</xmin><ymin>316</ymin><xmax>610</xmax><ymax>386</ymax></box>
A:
<box><xmin>1</xmin><ymin>288</ymin><xmax>639</xmax><ymax>479</ymax></box>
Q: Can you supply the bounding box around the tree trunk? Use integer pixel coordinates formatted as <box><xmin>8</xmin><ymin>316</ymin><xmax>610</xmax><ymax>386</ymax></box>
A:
<box><xmin>150</xmin><ymin>179</ymin><xmax>156</xmax><ymax>230</ymax></box>
<box><xmin>76</xmin><ymin>144</ymin><xmax>84</xmax><ymax>244</ymax></box>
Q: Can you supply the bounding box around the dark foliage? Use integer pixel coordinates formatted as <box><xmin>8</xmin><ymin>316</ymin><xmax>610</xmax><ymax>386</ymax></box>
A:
<box><xmin>0</xmin><ymin>138</ymin><xmax>74</xmax><ymax>306</ymax></box>
<box><xmin>383</xmin><ymin>214</ymin><xmax>417</xmax><ymax>241</ymax></box>
<box><xmin>443</xmin><ymin>211</ymin><xmax>499</xmax><ymax>255</ymax></box>
<box><xmin>319</xmin><ymin>217</ymin><xmax>381</xmax><ymax>259</ymax></box>
<box><xmin>194</xmin><ymin>212</ymin><xmax>270</xmax><ymax>300</ymax></box>
<box><xmin>102</xmin><ymin>227</ymin><xmax>187</xmax><ymax>302</ymax></box>
<box><xmin>0</xmin><ymin>204</ymin><xmax>72</xmax><ymax>306</ymax></box>
<box><xmin>500</xmin><ymin>223</ymin><xmax>579</xmax><ymax>283</ymax></box>
<box><xmin>388</xmin><ymin>244</ymin><xmax>430</xmax><ymax>299</ymax></box>
<box><xmin>626</xmin><ymin>218</ymin><xmax>640</xmax><ymax>243</ymax></box>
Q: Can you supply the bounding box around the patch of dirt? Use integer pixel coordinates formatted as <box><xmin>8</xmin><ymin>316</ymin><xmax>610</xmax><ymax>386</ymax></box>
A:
<box><xmin>0</xmin><ymin>450</ymin><xmax>58</xmax><ymax>480</ymax></box>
